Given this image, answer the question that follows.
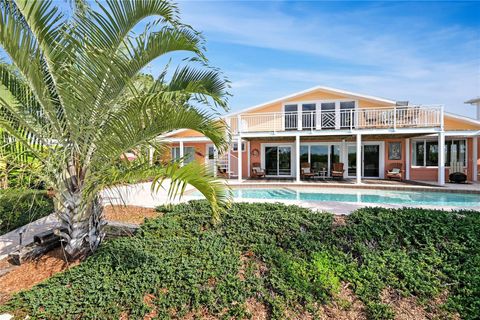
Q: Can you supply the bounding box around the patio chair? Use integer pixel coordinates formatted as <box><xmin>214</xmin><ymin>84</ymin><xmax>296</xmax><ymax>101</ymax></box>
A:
<box><xmin>386</xmin><ymin>163</ymin><xmax>403</xmax><ymax>181</ymax></box>
<box><xmin>449</xmin><ymin>161</ymin><xmax>467</xmax><ymax>183</ymax></box>
<box><xmin>331</xmin><ymin>163</ymin><xmax>345</xmax><ymax>180</ymax></box>
<box><xmin>251</xmin><ymin>162</ymin><xmax>266</xmax><ymax>178</ymax></box>
<box><xmin>301</xmin><ymin>162</ymin><xmax>315</xmax><ymax>180</ymax></box>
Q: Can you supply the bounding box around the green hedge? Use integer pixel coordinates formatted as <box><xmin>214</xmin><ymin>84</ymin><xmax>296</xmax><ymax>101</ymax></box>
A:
<box><xmin>1</xmin><ymin>202</ymin><xmax>479</xmax><ymax>320</ymax></box>
<box><xmin>0</xmin><ymin>189</ymin><xmax>54</xmax><ymax>234</ymax></box>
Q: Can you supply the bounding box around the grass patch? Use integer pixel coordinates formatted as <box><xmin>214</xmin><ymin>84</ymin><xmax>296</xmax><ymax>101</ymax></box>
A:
<box><xmin>1</xmin><ymin>201</ymin><xmax>479</xmax><ymax>319</ymax></box>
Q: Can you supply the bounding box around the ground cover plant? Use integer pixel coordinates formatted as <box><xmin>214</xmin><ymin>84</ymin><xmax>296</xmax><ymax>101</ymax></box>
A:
<box><xmin>0</xmin><ymin>189</ymin><xmax>53</xmax><ymax>234</ymax></box>
<box><xmin>1</xmin><ymin>201</ymin><xmax>479</xmax><ymax>319</ymax></box>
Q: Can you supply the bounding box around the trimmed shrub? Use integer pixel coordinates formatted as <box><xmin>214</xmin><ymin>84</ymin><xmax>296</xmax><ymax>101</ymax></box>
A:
<box><xmin>0</xmin><ymin>189</ymin><xmax>54</xmax><ymax>234</ymax></box>
<box><xmin>1</xmin><ymin>202</ymin><xmax>479</xmax><ymax>320</ymax></box>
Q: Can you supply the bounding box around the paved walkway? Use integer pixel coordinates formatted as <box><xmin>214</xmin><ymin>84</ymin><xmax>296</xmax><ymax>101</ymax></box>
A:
<box><xmin>101</xmin><ymin>181</ymin><xmax>195</xmax><ymax>208</ymax></box>
<box><xmin>0</xmin><ymin>214</ymin><xmax>60</xmax><ymax>260</ymax></box>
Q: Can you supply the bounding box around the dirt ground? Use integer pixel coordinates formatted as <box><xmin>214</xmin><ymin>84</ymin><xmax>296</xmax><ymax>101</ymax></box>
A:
<box><xmin>103</xmin><ymin>205</ymin><xmax>159</xmax><ymax>224</ymax></box>
<box><xmin>0</xmin><ymin>247</ymin><xmax>79</xmax><ymax>304</ymax></box>
<box><xmin>0</xmin><ymin>206</ymin><xmax>159</xmax><ymax>304</ymax></box>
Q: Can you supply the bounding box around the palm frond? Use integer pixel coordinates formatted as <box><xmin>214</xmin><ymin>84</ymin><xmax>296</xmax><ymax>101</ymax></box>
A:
<box><xmin>153</xmin><ymin>161</ymin><xmax>231</xmax><ymax>222</ymax></box>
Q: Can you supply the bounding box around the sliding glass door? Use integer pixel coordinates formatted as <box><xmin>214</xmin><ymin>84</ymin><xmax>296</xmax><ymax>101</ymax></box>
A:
<box><xmin>265</xmin><ymin>146</ymin><xmax>292</xmax><ymax>176</ymax></box>
<box><xmin>300</xmin><ymin>144</ymin><xmax>340</xmax><ymax>176</ymax></box>
<box><xmin>347</xmin><ymin>143</ymin><xmax>383</xmax><ymax>178</ymax></box>
<box><xmin>363</xmin><ymin>145</ymin><xmax>380</xmax><ymax>177</ymax></box>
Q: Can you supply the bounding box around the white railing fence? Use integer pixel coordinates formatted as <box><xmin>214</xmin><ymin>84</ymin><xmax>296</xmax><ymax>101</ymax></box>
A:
<box><xmin>226</xmin><ymin>106</ymin><xmax>442</xmax><ymax>134</ymax></box>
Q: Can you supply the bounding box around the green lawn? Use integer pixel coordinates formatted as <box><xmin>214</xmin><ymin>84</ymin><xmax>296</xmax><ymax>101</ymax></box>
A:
<box><xmin>2</xmin><ymin>201</ymin><xmax>479</xmax><ymax>319</ymax></box>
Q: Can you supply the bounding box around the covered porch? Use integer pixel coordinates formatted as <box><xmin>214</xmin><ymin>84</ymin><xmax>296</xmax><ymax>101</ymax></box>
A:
<box><xmin>233</xmin><ymin>129</ymin><xmax>478</xmax><ymax>186</ymax></box>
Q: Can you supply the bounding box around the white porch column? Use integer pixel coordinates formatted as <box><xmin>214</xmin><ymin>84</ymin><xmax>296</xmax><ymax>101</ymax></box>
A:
<box><xmin>473</xmin><ymin>136</ymin><xmax>478</xmax><ymax>182</ymax></box>
<box><xmin>405</xmin><ymin>138</ymin><xmax>410</xmax><ymax>180</ymax></box>
<box><xmin>356</xmin><ymin>133</ymin><xmax>362</xmax><ymax>184</ymax></box>
<box><xmin>247</xmin><ymin>141</ymin><xmax>251</xmax><ymax>178</ymax></box>
<box><xmin>148</xmin><ymin>146</ymin><xmax>154</xmax><ymax>165</ymax></box>
<box><xmin>237</xmin><ymin>136</ymin><xmax>242</xmax><ymax>182</ymax></box>
<box><xmin>438</xmin><ymin>132</ymin><xmax>445</xmax><ymax>185</ymax></box>
<box><xmin>341</xmin><ymin>139</ymin><xmax>347</xmax><ymax>178</ymax></box>
<box><xmin>179</xmin><ymin>140</ymin><xmax>184</xmax><ymax>167</ymax></box>
<box><xmin>295</xmin><ymin>135</ymin><xmax>301</xmax><ymax>182</ymax></box>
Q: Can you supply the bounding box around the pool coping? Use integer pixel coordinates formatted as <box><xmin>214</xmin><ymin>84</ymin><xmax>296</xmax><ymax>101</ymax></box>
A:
<box><xmin>224</xmin><ymin>182</ymin><xmax>480</xmax><ymax>194</ymax></box>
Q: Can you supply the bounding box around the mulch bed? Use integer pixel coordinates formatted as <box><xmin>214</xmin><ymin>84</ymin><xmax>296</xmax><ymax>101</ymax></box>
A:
<box><xmin>0</xmin><ymin>247</ymin><xmax>79</xmax><ymax>304</ymax></box>
<box><xmin>0</xmin><ymin>205</ymin><xmax>159</xmax><ymax>304</ymax></box>
<box><xmin>103</xmin><ymin>205</ymin><xmax>160</xmax><ymax>224</ymax></box>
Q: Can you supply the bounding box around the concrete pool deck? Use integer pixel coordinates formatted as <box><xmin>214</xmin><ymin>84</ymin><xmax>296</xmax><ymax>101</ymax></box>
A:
<box><xmin>227</xmin><ymin>179</ymin><xmax>480</xmax><ymax>194</ymax></box>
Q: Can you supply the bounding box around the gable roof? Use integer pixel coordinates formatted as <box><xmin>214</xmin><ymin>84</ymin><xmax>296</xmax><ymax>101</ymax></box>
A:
<box><xmin>225</xmin><ymin>85</ymin><xmax>396</xmax><ymax>117</ymax></box>
<box><xmin>445</xmin><ymin>112</ymin><xmax>480</xmax><ymax>126</ymax></box>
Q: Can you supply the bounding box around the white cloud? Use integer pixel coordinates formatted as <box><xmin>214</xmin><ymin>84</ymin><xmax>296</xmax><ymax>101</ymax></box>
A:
<box><xmin>177</xmin><ymin>1</ymin><xmax>480</xmax><ymax>117</ymax></box>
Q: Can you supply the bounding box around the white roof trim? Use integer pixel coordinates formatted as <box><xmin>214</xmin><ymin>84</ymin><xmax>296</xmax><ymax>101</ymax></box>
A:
<box><xmin>445</xmin><ymin>112</ymin><xmax>480</xmax><ymax>126</ymax></box>
<box><xmin>224</xmin><ymin>85</ymin><xmax>396</xmax><ymax>117</ymax></box>
<box><xmin>162</xmin><ymin>129</ymin><xmax>188</xmax><ymax>138</ymax></box>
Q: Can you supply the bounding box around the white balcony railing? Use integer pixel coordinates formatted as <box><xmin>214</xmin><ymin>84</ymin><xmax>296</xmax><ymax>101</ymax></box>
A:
<box><xmin>228</xmin><ymin>106</ymin><xmax>443</xmax><ymax>134</ymax></box>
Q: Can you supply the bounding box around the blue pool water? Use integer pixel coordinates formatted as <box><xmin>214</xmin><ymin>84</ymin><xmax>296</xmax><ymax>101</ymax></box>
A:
<box><xmin>191</xmin><ymin>188</ymin><xmax>480</xmax><ymax>207</ymax></box>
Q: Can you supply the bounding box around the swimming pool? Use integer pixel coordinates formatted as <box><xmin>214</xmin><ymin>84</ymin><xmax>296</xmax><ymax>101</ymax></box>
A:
<box><xmin>191</xmin><ymin>187</ymin><xmax>480</xmax><ymax>208</ymax></box>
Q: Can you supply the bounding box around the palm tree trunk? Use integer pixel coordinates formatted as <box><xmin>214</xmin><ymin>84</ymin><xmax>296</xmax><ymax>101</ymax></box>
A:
<box><xmin>55</xmin><ymin>184</ymin><xmax>105</xmax><ymax>260</ymax></box>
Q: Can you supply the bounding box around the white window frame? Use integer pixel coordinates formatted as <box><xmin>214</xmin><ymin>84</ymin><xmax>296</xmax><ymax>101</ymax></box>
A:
<box><xmin>260</xmin><ymin>142</ymin><xmax>295</xmax><ymax>177</ymax></box>
<box><xmin>282</xmin><ymin>99</ymin><xmax>358</xmax><ymax>130</ymax></box>
<box><xmin>232</xmin><ymin>141</ymin><xmax>246</xmax><ymax>152</ymax></box>
<box><xmin>172</xmin><ymin>146</ymin><xmax>195</xmax><ymax>164</ymax></box>
<box><xmin>345</xmin><ymin>141</ymin><xmax>385</xmax><ymax>179</ymax></box>
<box><xmin>299</xmin><ymin>142</ymin><xmax>341</xmax><ymax>176</ymax></box>
<box><xmin>411</xmin><ymin>138</ymin><xmax>467</xmax><ymax>168</ymax></box>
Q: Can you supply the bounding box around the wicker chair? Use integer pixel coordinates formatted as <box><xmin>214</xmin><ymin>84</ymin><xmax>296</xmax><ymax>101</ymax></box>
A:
<box><xmin>386</xmin><ymin>163</ymin><xmax>403</xmax><ymax>181</ymax></box>
<box><xmin>251</xmin><ymin>162</ymin><xmax>266</xmax><ymax>178</ymax></box>
<box><xmin>301</xmin><ymin>162</ymin><xmax>315</xmax><ymax>180</ymax></box>
<box><xmin>331</xmin><ymin>163</ymin><xmax>345</xmax><ymax>180</ymax></box>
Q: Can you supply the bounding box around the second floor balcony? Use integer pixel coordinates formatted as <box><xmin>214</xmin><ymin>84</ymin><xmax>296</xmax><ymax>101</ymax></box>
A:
<box><xmin>228</xmin><ymin>105</ymin><xmax>443</xmax><ymax>134</ymax></box>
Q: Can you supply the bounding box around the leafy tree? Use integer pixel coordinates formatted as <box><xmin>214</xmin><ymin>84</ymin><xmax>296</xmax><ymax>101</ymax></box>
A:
<box><xmin>0</xmin><ymin>0</ymin><xmax>230</xmax><ymax>258</ymax></box>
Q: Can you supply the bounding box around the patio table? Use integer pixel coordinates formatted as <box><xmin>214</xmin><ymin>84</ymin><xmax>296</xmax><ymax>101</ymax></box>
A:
<box><xmin>313</xmin><ymin>169</ymin><xmax>328</xmax><ymax>180</ymax></box>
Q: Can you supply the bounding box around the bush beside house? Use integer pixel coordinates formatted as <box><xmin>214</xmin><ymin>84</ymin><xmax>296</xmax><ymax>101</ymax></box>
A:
<box><xmin>0</xmin><ymin>189</ymin><xmax>54</xmax><ymax>234</ymax></box>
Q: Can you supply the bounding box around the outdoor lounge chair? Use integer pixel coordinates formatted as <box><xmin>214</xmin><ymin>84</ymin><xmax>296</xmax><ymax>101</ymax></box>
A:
<box><xmin>331</xmin><ymin>163</ymin><xmax>345</xmax><ymax>180</ymax></box>
<box><xmin>386</xmin><ymin>163</ymin><xmax>403</xmax><ymax>181</ymax></box>
<box><xmin>301</xmin><ymin>163</ymin><xmax>315</xmax><ymax>180</ymax></box>
<box><xmin>449</xmin><ymin>161</ymin><xmax>467</xmax><ymax>183</ymax></box>
<box><xmin>251</xmin><ymin>162</ymin><xmax>266</xmax><ymax>178</ymax></box>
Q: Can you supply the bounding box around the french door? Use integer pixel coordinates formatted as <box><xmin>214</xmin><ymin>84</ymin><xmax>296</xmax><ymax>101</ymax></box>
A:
<box><xmin>347</xmin><ymin>142</ymin><xmax>384</xmax><ymax>178</ymax></box>
<box><xmin>264</xmin><ymin>146</ymin><xmax>292</xmax><ymax>176</ymax></box>
<box><xmin>206</xmin><ymin>144</ymin><xmax>217</xmax><ymax>174</ymax></box>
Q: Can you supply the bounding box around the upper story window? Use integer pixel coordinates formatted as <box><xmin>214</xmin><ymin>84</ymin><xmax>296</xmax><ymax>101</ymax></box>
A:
<box><xmin>232</xmin><ymin>141</ymin><xmax>246</xmax><ymax>152</ymax></box>
<box><xmin>283</xmin><ymin>100</ymin><xmax>357</xmax><ymax>130</ymax></box>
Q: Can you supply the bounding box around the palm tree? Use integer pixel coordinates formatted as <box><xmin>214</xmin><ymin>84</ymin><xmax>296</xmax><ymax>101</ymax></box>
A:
<box><xmin>0</xmin><ymin>0</ymin><xmax>230</xmax><ymax>259</ymax></box>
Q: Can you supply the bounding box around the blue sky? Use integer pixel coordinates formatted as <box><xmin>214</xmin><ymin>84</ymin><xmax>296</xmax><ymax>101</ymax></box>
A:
<box><xmin>160</xmin><ymin>0</ymin><xmax>480</xmax><ymax>117</ymax></box>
